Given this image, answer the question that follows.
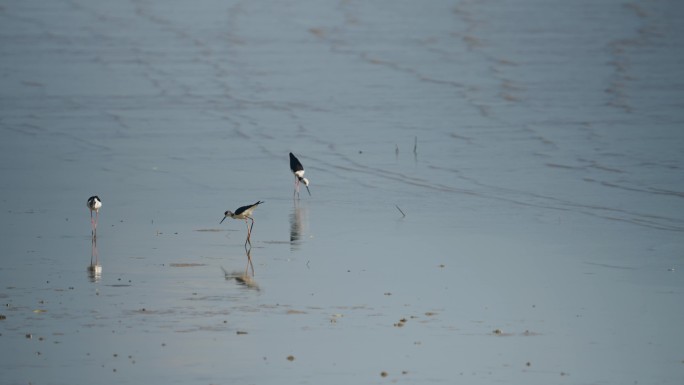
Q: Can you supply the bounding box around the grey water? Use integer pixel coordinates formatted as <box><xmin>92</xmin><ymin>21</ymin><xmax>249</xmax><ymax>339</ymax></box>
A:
<box><xmin>1</xmin><ymin>0</ymin><xmax>683</xmax><ymax>384</ymax></box>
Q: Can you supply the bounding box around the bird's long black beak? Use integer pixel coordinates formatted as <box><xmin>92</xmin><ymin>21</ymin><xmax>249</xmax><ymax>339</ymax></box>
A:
<box><xmin>220</xmin><ymin>216</ymin><xmax>227</xmax><ymax>224</ymax></box>
<box><xmin>305</xmin><ymin>185</ymin><xmax>311</xmax><ymax>196</ymax></box>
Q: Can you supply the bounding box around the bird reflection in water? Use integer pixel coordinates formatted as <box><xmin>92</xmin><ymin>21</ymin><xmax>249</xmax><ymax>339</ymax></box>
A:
<box><xmin>87</xmin><ymin>225</ymin><xmax>102</xmax><ymax>282</ymax></box>
<box><xmin>244</xmin><ymin>245</ymin><xmax>254</xmax><ymax>276</ymax></box>
<box><xmin>289</xmin><ymin>201</ymin><xmax>308</xmax><ymax>251</ymax></box>
<box><xmin>221</xmin><ymin>263</ymin><xmax>260</xmax><ymax>291</ymax></box>
<box><xmin>87</xmin><ymin>263</ymin><xmax>102</xmax><ymax>282</ymax></box>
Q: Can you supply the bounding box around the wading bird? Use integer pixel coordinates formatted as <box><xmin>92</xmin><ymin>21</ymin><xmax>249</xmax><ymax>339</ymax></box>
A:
<box><xmin>87</xmin><ymin>196</ymin><xmax>102</xmax><ymax>235</ymax></box>
<box><xmin>220</xmin><ymin>201</ymin><xmax>264</xmax><ymax>246</ymax></box>
<box><xmin>289</xmin><ymin>152</ymin><xmax>311</xmax><ymax>198</ymax></box>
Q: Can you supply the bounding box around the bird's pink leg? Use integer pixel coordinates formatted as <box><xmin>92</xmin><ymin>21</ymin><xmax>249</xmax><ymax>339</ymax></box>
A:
<box><xmin>244</xmin><ymin>218</ymin><xmax>252</xmax><ymax>247</ymax></box>
<box><xmin>90</xmin><ymin>210</ymin><xmax>98</xmax><ymax>239</ymax></box>
<box><xmin>91</xmin><ymin>236</ymin><xmax>96</xmax><ymax>265</ymax></box>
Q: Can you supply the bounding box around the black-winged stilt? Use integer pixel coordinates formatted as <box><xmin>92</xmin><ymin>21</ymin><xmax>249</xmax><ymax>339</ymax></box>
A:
<box><xmin>221</xmin><ymin>201</ymin><xmax>264</xmax><ymax>246</ymax></box>
<box><xmin>289</xmin><ymin>152</ymin><xmax>311</xmax><ymax>198</ymax></box>
<box><xmin>87</xmin><ymin>196</ymin><xmax>102</xmax><ymax>234</ymax></box>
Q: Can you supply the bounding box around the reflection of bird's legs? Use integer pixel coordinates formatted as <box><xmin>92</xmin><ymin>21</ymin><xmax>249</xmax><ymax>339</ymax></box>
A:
<box><xmin>91</xmin><ymin>234</ymin><xmax>99</xmax><ymax>265</ymax></box>
<box><xmin>245</xmin><ymin>248</ymin><xmax>254</xmax><ymax>276</ymax></box>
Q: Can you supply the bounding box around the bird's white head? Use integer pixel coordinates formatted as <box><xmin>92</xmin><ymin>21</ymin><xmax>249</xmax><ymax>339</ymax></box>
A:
<box><xmin>302</xmin><ymin>178</ymin><xmax>311</xmax><ymax>196</ymax></box>
<box><xmin>220</xmin><ymin>210</ymin><xmax>233</xmax><ymax>224</ymax></box>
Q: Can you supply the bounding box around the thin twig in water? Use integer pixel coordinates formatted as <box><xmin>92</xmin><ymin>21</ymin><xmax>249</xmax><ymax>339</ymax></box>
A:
<box><xmin>413</xmin><ymin>136</ymin><xmax>418</xmax><ymax>154</ymax></box>
<box><xmin>395</xmin><ymin>205</ymin><xmax>406</xmax><ymax>217</ymax></box>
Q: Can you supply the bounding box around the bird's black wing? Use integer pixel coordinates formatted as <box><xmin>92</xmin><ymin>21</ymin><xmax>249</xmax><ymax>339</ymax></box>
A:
<box><xmin>234</xmin><ymin>204</ymin><xmax>251</xmax><ymax>216</ymax></box>
<box><xmin>235</xmin><ymin>201</ymin><xmax>264</xmax><ymax>216</ymax></box>
<box><xmin>289</xmin><ymin>152</ymin><xmax>304</xmax><ymax>172</ymax></box>
<box><xmin>87</xmin><ymin>196</ymin><xmax>100</xmax><ymax>207</ymax></box>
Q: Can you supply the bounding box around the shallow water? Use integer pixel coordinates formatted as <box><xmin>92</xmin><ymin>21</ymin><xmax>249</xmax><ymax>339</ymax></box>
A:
<box><xmin>1</xmin><ymin>0</ymin><xmax>684</xmax><ymax>384</ymax></box>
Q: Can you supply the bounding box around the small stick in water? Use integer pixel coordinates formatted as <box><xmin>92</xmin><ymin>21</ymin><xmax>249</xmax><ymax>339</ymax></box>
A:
<box><xmin>395</xmin><ymin>204</ymin><xmax>406</xmax><ymax>217</ymax></box>
<box><xmin>413</xmin><ymin>136</ymin><xmax>418</xmax><ymax>154</ymax></box>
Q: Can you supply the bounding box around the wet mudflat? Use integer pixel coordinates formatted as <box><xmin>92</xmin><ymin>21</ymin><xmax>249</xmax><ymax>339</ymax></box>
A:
<box><xmin>1</xmin><ymin>0</ymin><xmax>684</xmax><ymax>384</ymax></box>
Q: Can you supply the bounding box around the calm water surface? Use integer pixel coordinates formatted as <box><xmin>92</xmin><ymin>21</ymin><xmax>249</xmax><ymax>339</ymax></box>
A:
<box><xmin>1</xmin><ymin>0</ymin><xmax>683</xmax><ymax>384</ymax></box>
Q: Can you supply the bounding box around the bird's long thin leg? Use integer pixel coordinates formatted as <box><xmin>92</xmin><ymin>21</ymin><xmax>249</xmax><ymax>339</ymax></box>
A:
<box><xmin>244</xmin><ymin>220</ymin><xmax>250</xmax><ymax>247</ymax></box>
<box><xmin>94</xmin><ymin>210</ymin><xmax>99</xmax><ymax>237</ymax></box>
<box><xmin>90</xmin><ymin>233</ymin><xmax>99</xmax><ymax>265</ymax></box>
<box><xmin>91</xmin><ymin>236</ymin><xmax>95</xmax><ymax>265</ymax></box>
<box><xmin>244</xmin><ymin>218</ymin><xmax>252</xmax><ymax>247</ymax></box>
<box><xmin>248</xmin><ymin>217</ymin><xmax>255</xmax><ymax>244</ymax></box>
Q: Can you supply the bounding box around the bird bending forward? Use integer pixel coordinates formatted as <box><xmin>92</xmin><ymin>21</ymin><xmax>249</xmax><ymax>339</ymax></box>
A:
<box><xmin>221</xmin><ymin>201</ymin><xmax>264</xmax><ymax>246</ymax></box>
<box><xmin>289</xmin><ymin>152</ymin><xmax>311</xmax><ymax>198</ymax></box>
